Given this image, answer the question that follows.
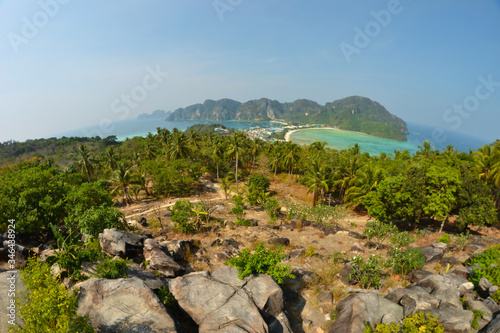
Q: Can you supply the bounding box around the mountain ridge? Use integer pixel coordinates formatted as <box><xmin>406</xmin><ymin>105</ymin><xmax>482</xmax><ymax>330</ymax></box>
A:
<box><xmin>166</xmin><ymin>96</ymin><xmax>409</xmax><ymax>141</ymax></box>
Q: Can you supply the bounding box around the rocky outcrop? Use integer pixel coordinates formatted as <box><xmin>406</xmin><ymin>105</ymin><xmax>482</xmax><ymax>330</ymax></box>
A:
<box><xmin>415</xmin><ymin>242</ymin><xmax>447</xmax><ymax>262</ymax></box>
<box><xmin>77</xmin><ymin>277</ymin><xmax>177</xmax><ymax>333</ymax></box>
<box><xmin>143</xmin><ymin>239</ymin><xmax>183</xmax><ymax>278</ymax></box>
<box><xmin>327</xmin><ymin>292</ymin><xmax>403</xmax><ymax>333</ymax></box>
<box><xmin>169</xmin><ymin>266</ymin><xmax>291</xmax><ymax>333</ymax></box>
<box><xmin>98</xmin><ymin>229</ymin><xmax>145</xmax><ymax>260</ymax></box>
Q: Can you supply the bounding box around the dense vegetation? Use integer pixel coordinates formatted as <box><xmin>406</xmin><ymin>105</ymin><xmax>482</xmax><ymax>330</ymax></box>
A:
<box><xmin>1</xmin><ymin>127</ymin><xmax>499</xmax><ymax>236</ymax></box>
<box><xmin>166</xmin><ymin>96</ymin><xmax>409</xmax><ymax>141</ymax></box>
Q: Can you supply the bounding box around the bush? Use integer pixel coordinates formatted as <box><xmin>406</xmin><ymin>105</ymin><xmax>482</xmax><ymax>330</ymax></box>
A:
<box><xmin>78</xmin><ymin>204</ymin><xmax>125</xmax><ymax>238</ymax></box>
<box><xmin>388</xmin><ymin>248</ymin><xmax>426</xmax><ymax>275</ymax></box>
<box><xmin>247</xmin><ymin>174</ymin><xmax>270</xmax><ymax>192</ymax></box>
<box><xmin>438</xmin><ymin>233</ymin><xmax>451</xmax><ymax>244</ymax></box>
<box><xmin>363</xmin><ymin>220</ymin><xmax>398</xmax><ymax>249</ymax></box>
<box><xmin>11</xmin><ymin>256</ymin><xmax>94</xmax><ymax>332</ymax></box>
<box><xmin>225</xmin><ymin>242</ymin><xmax>295</xmax><ymax>284</ymax></box>
<box><xmin>170</xmin><ymin>200</ymin><xmax>197</xmax><ymax>234</ymax></box>
<box><xmin>364</xmin><ymin>312</ymin><xmax>444</xmax><ymax>333</ymax></box>
<box><xmin>389</xmin><ymin>231</ymin><xmax>414</xmax><ymax>248</ymax></box>
<box><xmin>466</xmin><ymin>245</ymin><xmax>500</xmax><ymax>287</ymax></box>
<box><xmin>157</xmin><ymin>285</ymin><xmax>178</xmax><ymax>309</ymax></box>
<box><xmin>348</xmin><ymin>255</ymin><xmax>383</xmax><ymax>289</ymax></box>
<box><xmin>235</xmin><ymin>217</ymin><xmax>252</xmax><ymax>226</ymax></box>
<box><xmin>265</xmin><ymin>198</ymin><xmax>281</xmax><ymax>222</ymax></box>
<box><xmin>95</xmin><ymin>258</ymin><xmax>130</xmax><ymax>279</ymax></box>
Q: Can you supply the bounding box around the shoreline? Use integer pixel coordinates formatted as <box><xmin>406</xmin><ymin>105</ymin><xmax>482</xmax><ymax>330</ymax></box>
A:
<box><xmin>285</xmin><ymin>127</ymin><xmax>370</xmax><ymax>142</ymax></box>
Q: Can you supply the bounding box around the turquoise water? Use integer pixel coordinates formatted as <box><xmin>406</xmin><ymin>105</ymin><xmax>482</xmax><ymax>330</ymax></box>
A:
<box><xmin>55</xmin><ymin>119</ymin><xmax>490</xmax><ymax>155</ymax></box>
<box><xmin>288</xmin><ymin>123</ymin><xmax>490</xmax><ymax>155</ymax></box>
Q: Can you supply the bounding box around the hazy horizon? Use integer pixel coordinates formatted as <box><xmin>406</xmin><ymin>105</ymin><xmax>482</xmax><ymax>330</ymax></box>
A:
<box><xmin>1</xmin><ymin>1</ymin><xmax>499</xmax><ymax>143</ymax></box>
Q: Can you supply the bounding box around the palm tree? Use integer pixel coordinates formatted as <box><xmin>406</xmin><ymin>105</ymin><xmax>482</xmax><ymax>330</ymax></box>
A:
<box><xmin>78</xmin><ymin>144</ymin><xmax>94</xmax><ymax>183</ymax></box>
<box><xmin>417</xmin><ymin>140</ymin><xmax>435</xmax><ymax>158</ymax></box>
<box><xmin>344</xmin><ymin>162</ymin><xmax>384</xmax><ymax>207</ymax></box>
<box><xmin>110</xmin><ymin>162</ymin><xmax>135</xmax><ymax>205</ymax></box>
<box><xmin>212</xmin><ymin>137</ymin><xmax>224</xmax><ymax>181</ymax></box>
<box><xmin>281</xmin><ymin>142</ymin><xmax>300</xmax><ymax>184</ymax></box>
<box><xmin>103</xmin><ymin>146</ymin><xmax>118</xmax><ymax>171</ymax></box>
<box><xmin>249</xmin><ymin>138</ymin><xmax>264</xmax><ymax>173</ymax></box>
<box><xmin>226</xmin><ymin>133</ymin><xmax>246</xmax><ymax>193</ymax></box>
<box><xmin>168</xmin><ymin>133</ymin><xmax>192</xmax><ymax>160</ymax></box>
<box><xmin>304</xmin><ymin>160</ymin><xmax>330</xmax><ymax>207</ymax></box>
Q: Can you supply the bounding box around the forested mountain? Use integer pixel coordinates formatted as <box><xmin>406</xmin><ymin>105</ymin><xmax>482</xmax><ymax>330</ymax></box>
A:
<box><xmin>166</xmin><ymin>96</ymin><xmax>409</xmax><ymax>141</ymax></box>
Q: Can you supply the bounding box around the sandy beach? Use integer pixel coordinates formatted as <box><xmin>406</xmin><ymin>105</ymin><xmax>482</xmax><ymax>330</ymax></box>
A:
<box><xmin>285</xmin><ymin>127</ymin><xmax>342</xmax><ymax>142</ymax></box>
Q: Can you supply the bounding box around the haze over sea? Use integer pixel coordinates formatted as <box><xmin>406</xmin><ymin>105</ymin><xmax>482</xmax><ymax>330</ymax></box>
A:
<box><xmin>55</xmin><ymin>119</ymin><xmax>490</xmax><ymax>156</ymax></box>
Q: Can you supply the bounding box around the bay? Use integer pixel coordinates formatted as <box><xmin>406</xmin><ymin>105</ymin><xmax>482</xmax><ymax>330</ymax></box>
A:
<box><xmin>288</xmin><ymin>122</ymin><xmax>490</xmax><ymax>155</ymax></box>
<box><xmin>55</xmin><ymin>118</ymin><xmax>490</xmax><ymax>155</ymax></box>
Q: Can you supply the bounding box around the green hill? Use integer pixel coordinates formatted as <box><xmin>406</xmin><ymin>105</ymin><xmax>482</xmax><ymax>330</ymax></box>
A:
<box><xmin>166</xmin><ymin>96</ymin><xmax>409</xmax><ymax>141</ymax></box>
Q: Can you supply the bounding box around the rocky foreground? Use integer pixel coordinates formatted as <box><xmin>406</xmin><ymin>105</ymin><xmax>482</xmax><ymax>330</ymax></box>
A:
<box><xmin>1</xmin><ymin>223</ymin><xmax>500</xmax><ymax>332</ymax></box>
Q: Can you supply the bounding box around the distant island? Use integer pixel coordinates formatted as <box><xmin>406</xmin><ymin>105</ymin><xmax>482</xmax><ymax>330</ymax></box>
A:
<box><xmin>137</xmin><ymin>109</ymin><xmax>171</xmax><ymax>120</ymax></box>
<box><xmin>165</xmin><ymin>96</ymin><xmax>409</xmax><ymax>141</ymax></box>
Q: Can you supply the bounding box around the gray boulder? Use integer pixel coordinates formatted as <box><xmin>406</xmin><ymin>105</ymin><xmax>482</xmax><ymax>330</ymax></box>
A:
<box><xmin>466</xmin><ymin>300</ymin><xmax>492</xmax><ymax>330</ymax></box>
<box><xmin>170</xmin><ymin>267</ymin><xmax>291</xmax><ymax>333</ymax></box>
<box><xmin>77</xmin><ymin>277</ymin><xmax>177</xmax><ymax>333</ymax></box>
<box><xmin>431</xmin><ymin>286</ymin><xmax>462</xmax><ymax>309</ymax></box>
<box><xmin>430</xmin><ymin>308</ymin><xmax>473</xmax><ymax>333</ymax></box>
<box><xmin>143</xmin><ymin>239</ymin><xmax>183</xmax><ymax>277</ymax></box>
<box><xmin>481</xmin><ymin>313</ymin><xmax>500</xmax><ymax>333</ymax></box>
<box><xmin>98</xmin><ymin>229</ymin><xmax>144</xmax><ymax>259</ymax></box>
<box><xmin>479</xmin><ymin>277</ymin><xmax>494</xmax><ymax>298</ymax></box>
<box><xmin>415</xmin><ymin>242</ymin><xmax>447</xmax><ymax>262</ymax></box>
<box><xmin>400</xmin><ymin>291</ymin><xmax>440</xmax><ymax>317</ymax></box>
<box><xmin>328</xmin><ymin>292</ymin><xmax>403</xmax><ymax>333</ymax></box>
<box><xmin>126</xmin><ymin>266</ymin><xmax>164</xmax><ymax>290</ymax></box>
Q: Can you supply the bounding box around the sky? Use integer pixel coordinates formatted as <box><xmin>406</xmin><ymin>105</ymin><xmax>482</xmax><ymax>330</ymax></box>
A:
<box><xmin>0</xmin><ymin>0</ymin><xmax>499</xmax><ymax>143</ymax></box>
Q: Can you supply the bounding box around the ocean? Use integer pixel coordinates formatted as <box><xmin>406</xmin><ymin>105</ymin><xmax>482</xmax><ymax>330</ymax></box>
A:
<box><xmin>55</xmin><ymin>118</ymin><xmax>491</xmax><ymax>155</ymax></box>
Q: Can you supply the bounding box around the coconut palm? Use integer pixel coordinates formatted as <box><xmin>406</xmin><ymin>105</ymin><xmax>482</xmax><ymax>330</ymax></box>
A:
<box><xmin>344</xmin><ymin>162</ymin><xmax>384</xmax><ymax>207</ymax></box>
<box><xmin>281</xmin><ymin>142</ymin><xmax>301</xmax><ymax>184</ymax></box>
<box><xmin>226</xmin><ymin>133</ymin><xmax>247</xmax><ymax>193</ymax></box>
<box><xmin>168</xmin><ymin>133</ymin><xmax>192</xmax><ymax>160</ymax></box>
<box><xmin>103</xmin><ymin>146</ymin><xmax>118</xmax><ymax>171</ymax></box>
<box><xmin>77</xmin><ymin>144</ymin><xmax>94</xmax><ymax>183</ymax></box>
<box><xmin>110</xmin><ymin>162</ymin><xmax>135</xmax><ymax>205</ymax></box>
<box><xmin>304</xmin><ymin>160</ymin><xmax>330</xmax><ymax>207</ymax></box>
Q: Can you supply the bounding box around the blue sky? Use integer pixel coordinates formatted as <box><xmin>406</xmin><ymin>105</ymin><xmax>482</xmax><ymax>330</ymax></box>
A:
<box><xmin>0</xmin><ymin>0</ymin><xmax>499</xmax><ymax>142</ymax></box>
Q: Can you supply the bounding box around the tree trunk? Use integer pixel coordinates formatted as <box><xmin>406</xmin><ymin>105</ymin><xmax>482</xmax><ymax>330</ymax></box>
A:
<box><xmin>312</xmin><ymin>190</ymin><xmax>318</xmax><ymax>207</ymax></box>
<box><xmin>438</xmin><ymin>216</ymin><xmax>448</xmax><ymax>233</ymax></box>
<box><xmin>216</xmin><ymin>162</ymin><xmax>219</xmax><ymax>181</ymax></box>
<box><xmin>235</xmin><ymin>152</ymin><xmax>239</xmax><ymax>194</ymax></box>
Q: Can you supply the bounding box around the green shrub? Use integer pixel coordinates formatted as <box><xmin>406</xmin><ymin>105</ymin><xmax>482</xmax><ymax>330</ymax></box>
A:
<box><xmin>388</xmin><ymin>248</ymin><xmax>426</xmax><ymax>275</ymax></box>
<box><xmin>78</xmin><ymin>204</ymin><xmax>125</xmax><ymax>238</ymax></box>
<box><xmin>95</xmin><ymin>258</ymin><xmax>130</xmax><ymax>279</ymax></box>
<box><xmin>331</xmin><ymin>251</ymin><xmax>348</xmax><ymax>264</ymax></box>
<box><xmin>454</xmin><ymin>231</ymin><xmax>470</xmax><ymax>251</ymax></box>
<box><xmin>466</xmin><ymin>245</ymin><xmax>500</xmax><ymax>287</ymax></box>
<box><xmin>247</xmin><ymin>174</ymin><xmax>270</xmax><ymax>192</ymax></box>
<box><xmin>305</xmin><ymin>245</ymin><xmax>317</xmax><ymax>257</ymax></box>
<box><xmin>348</xmin><ymin>255</ymin><xmax>383</xmax><ymax>289</ymax></box>
<box><xmin>225</xmin><ymin>242</ymin><xmax>295</xmax><ymax>284</ymax></box>
<box><xmin>231</xmin><ymin>205</ymin><xmax>244</xmax><ymax>217</ymax></box>
<box><xmin>364</xmin><ymin>312</ymin><xmax>444</xmax><ymax>333</ymax></box>
<box><xmin>438</xmin><ymin>233</ymin><xmax>451</xmax><ymax>244</ymax></box>
<box><xmin>157</xmin><ymin>286</ymin><xmax>178</xmax><ymax>309</ymax></box>
<box><xmin>235</xmin><ymin>217</ymin><xmax>252</xmax><ymax>226</ymax></box>
<box><xmin>389</xmin><ymin>231</ymin><xmax>414</xmax><ymax>248</ymax></box>
<box><xmin>265</xmin><ymin>198</ymin><xmax>281</xmax><ymax>222</ymax></box>
<box><xmin>472</xmin><ymin>310</ymin><xmax>486</xmax><ymax>330</ymax></box>
<box><xmin>11</xmin><ymin>256</ymin><xmax>94</xmax><ymax>332</ymax></box>
<box><xmin>363</xmin><ymin>220</ymin><xmax>398</xmax><ymax>249</ymax></box>
<box><xmin>170</xmin><ymin>200</ymin><xmax>197</xmax><ymax>234</ymax></box>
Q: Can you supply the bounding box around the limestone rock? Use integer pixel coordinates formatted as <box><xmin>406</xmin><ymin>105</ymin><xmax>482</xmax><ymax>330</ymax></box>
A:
<box><xmin>143</xmin><ymin>238</ymin><xmax>182</xmax><ymax>277</ymax></box>
<box><xmin>328</xmin><ymin>292</ymin><xmax>403</xmax><ymax>333</ymax></box>
<box><xmin>400</xmin><ymin>291</ymin><xmax>440</xmax><ymax>317</ymax></box>
<box><xmin>430</xmin><ymin>308</ymin><xmax>473</xmax><ymax>333</ymax></box>
<box><xmin>77</xmin><ymin>277</ymin><xmax>177</xmax><ymax>333</ymax></box>
<box><xmin>98</xmin><ymin>229</ymin><xmax>144</xmax><ymax>259</ymax></box>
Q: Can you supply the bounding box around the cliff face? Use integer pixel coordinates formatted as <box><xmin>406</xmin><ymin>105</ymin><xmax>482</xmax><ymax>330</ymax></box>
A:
<box><xmin>166</xmin><ymin>96</ymin><xmax>409</xmax><ymax>141</ymax></box>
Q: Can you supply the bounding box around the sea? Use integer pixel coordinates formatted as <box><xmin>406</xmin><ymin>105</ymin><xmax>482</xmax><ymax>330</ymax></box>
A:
<box><xmin>55</xmin><ymin>118</ymin><xmax>491</xmax><ymax>156</ymax></box>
